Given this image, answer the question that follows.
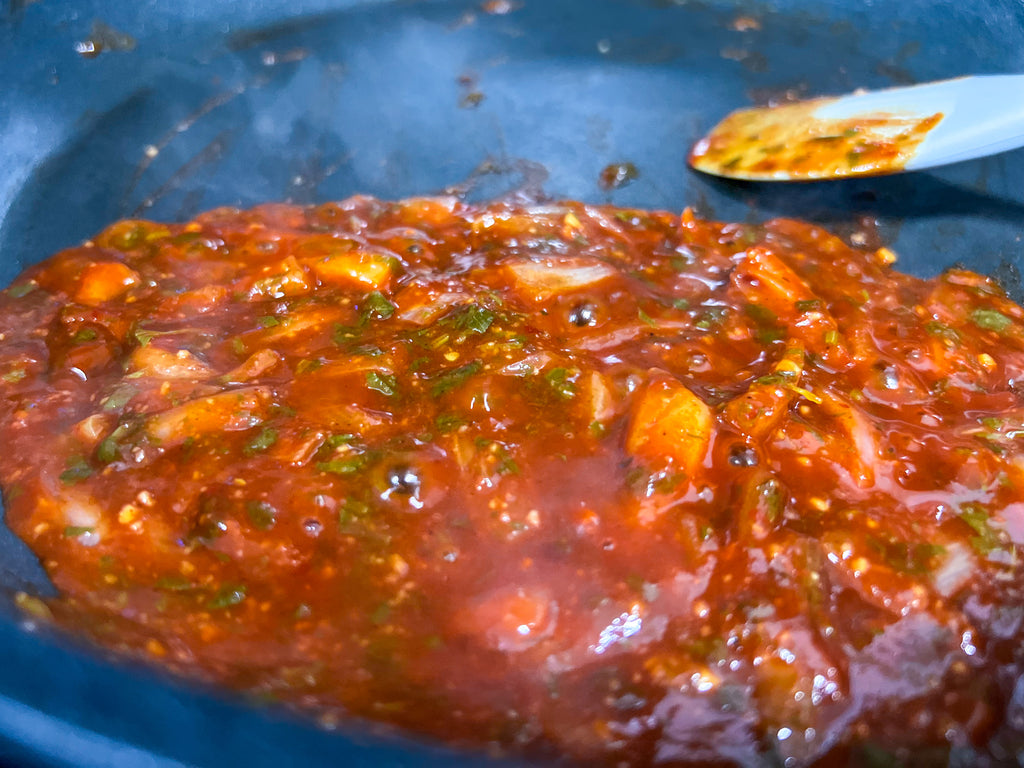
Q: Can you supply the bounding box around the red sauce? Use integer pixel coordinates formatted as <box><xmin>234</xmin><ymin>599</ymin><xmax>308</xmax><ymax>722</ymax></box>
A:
<box><xmin>0</xmin><ymin>197</ymin><xmax>1022</xmax><ymax>765</ymax></box>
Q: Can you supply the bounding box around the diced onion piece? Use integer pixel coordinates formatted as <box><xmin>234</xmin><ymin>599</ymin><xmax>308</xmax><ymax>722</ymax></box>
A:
<box><xmin>221</xmin><ymin>349</ymin><xmax>281</xmax><ymax>383</ymax></box>
<box><xmin>72</xmin><ymin>413</ymin><xmax>115</xmax><ymax>446</ymax></box>
<box><xmin>931</xmin><ymin>543</ymin><xmax>975</xmax><ymax>597</ymax></box>
<box><xmin>248</xmin><ymin>256</ymin><xmax>311</xmax><ymax>299</ymax></box>
<box><xmin>394</xmin><ymin>285</ymin><xmax>467</xmax><ymax>325</ymax></box>
<box><xmin>308</xmin><ymin>251</ymin><xmax>394</xmax><ymax>288</ymax></box>
<box><xmin>505</xmin><ymin>258</ymin><xmax>617</xmax><ymax>302</ymax></box>
<box><xmin>144</xmin><ymin>386</ymin><xmax>273</xmax><ymax>447</ymax></box>
<box><xmin>75</xmin><ymin>262</ymin><xmax>140</xmax><ymax>306</ymax></box>
<box><xmin>627</xmin><ymin>374</ymin><xmax>713</xmax><ymax>474</ymax></box>
<box><xmin>130</xmin><ymin>346</ymin><xmax>213</xmax><ymax>380</ymax></box>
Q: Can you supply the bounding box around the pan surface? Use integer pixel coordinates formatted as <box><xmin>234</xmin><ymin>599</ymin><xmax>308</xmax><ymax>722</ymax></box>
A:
<box><xmin>1</xmin><ymin>0</ymin><xmax>1023</xmax><ymax>765</ymax></box>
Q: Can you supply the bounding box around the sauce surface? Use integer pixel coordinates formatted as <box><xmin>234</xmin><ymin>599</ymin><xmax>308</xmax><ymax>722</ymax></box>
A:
<box><xmin>0</xmin><ymin>197</ymin><xmax>1023</xmax><ymax>766</ymax></box>
<box><xmin>689</xmin><ymin>99</ymin><xmax>943</xmax><ymax>180</ymax></box>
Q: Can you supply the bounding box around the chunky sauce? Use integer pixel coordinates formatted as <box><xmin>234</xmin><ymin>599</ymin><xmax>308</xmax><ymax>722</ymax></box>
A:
<box><xmin>0</xmin><ymin>197</ymin><xmax>1022</xmax><ymax>766</ymax></box>
<box><xmin>689</xmin><ymin>99</ymin><xmax>943</xmax><ymax>180</ymax></box>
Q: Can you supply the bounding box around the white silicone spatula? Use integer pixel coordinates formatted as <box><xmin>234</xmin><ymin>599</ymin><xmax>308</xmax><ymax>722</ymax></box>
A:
<box><xmin>689</xmin><ymin>75</ymin><xmax>1024</xmax><ymax>181</ymax></box>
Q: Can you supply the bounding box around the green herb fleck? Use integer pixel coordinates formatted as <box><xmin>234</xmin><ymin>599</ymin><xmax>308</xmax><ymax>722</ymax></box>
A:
<box><xmin>431</xmin><ymin>360</ymin><xmax>482</xmax><ymax>397</ymax></box>
<box><xmin>60</xmin><ymin>455</ymin><xmax>94</xmax><ymax>485</ymax></box>
<box><xmin>695</xmin><ymin>307</ymin><xmax>728</xmax><ymax>331</ymax></box>
<box><xmin>638</xmin><ymin>309</ymin><xmax>657</xmax><ymax>327</ymax></box>
<box><xmin>73</xmin><ymin>327</ymin><xmax>98</xmax><ymax>343</ymax></box>
<box><xmin>1</xmin><ymin>368</ymin><xmax>26</xmax><ymax>384</ymax></box>
<box><xmin>350</xmin><ymin>344</ymin><xmax>384</xmax><ymax>358</ymax></box>
<box><xmin>338</xmin><ymin>498</ymin><xmax>371</xmax><ymax>525</ymax></box>
<box><xmin>325</xmin><ymin>433</ymin><xmax>356</xmax><ymax>449</ymax></box>
<box><xmin>366</xmin><ymin>371</ymin><xmax>397</xmax><ymax>396</ymax></box>
<box><xmin>744</xmin><ymin>303</ymin><xmax>777</xmax><ymax>324</ymax></box>
<box><xmin>246</xmin><ymin>500</ymin><xmax>277</xmax><ymax>530</ymax></box>
<box><xmin>436</xmin><ymin>414</ymin><xmax>466</xmax><ymax>433</ymax></box>
<box><xmin>362</xmin><ymin>291</ymin><xmax>396</xmax><ymax>320</ymax></box>
<box><xmin>958</xmin><ymin>501</ymin><xmax>1002</xmax><ymax>553</ymax></box>
<box><xmin>63</xmin><ymin>525</ymin><xmax>95</xmax><ymax>538</ymax></box>
<box><xmin>207</xmin><ymin>583</ymin><xmax>247</xmax><ymax>609</ymax></box>
<box><xmin>156</xmin><ymin>576</ymin><xmax>195</xmax><ymax>592</ymax></box>
<box><xmin>243</xmin><ymin>427</ymin><xmax>278</xmax><ymax>456</ymax></box>
<box><xmin>257</xmin><ymin>315</ymin><xmax>281</xmax><ymax>328</ymax></box>
<box><xmin>925</xmin><ymin>321</ymin><xmax>960</xmax><ymax>345</ymax></box>
<box><xmin>295</xmin><ymin>358</ymin><xmax>322</xmax><ymax>375</ymax></box>
<box><xmin>970</xmin><ymin>309</ymin><xmax>1012</xmax><ymax>333</ymax></box>
<box><xmin>96</xmin><ymin>436</ymin><xmax>120</xmax><ymax>464</ymax></box>
<box><xmin>755</xmin><ymin>327</ymin><xmax>785</xmax><ymax>344</ymax></box>
<box><xmin>446</xmin><ymin>303</ymin><xmax>496</xmax><ymax>335</ymax></box>
<box><xmin>319</xmin><ymin>455</ymin><xmax>370</xmax><ymax>476</ymax></box>
<box><xmin>757</xmin><ymin>479</ymin><xmax>783</xmax><ymax>523</ymax></box>
<box><xmin>6</xmin><ymin>283</ymin><xmax>36</xmax><ymax>299</ymax></box>
<box><xmin>544</xmin><ymin>367</ymin><xmax>577</xmax><ymax>399</ymax></box>
<box><xmin>795</xmin><ymin>298</ymin><xmax>823</xmax><ymax>312</ymax></box>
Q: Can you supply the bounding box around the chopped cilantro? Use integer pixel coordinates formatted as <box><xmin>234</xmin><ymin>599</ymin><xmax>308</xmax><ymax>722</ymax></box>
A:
<box><xmin>757</xmin><ymin>479</ymin><xmax>783</xmax><ymax>523</ymax></box>
<box><xmin>6</xmin><ymin>283</ymin><xmax>36</xmax><ymax>298</ymax></box>
<box><xmin>695</xmin><ymin>307</ymin><xmax>727</xmax><ymax>331</ymax></box>
<box><xmin>362</xmin><ymin>291</ymin><xmax>396</xmax><ymax>320</ymax></box>
<box><xmin>970</xmin><ymin>308</ymin><xmax>1012</xmax><ymax>333</ymax></box>
<box><xmin>445</xmin><ymin>303</ymin><xmax>495</xmax><ymax>335</ymax></box>
<box><xmin>637</xmin><ymin>309</ymin><xmax>657</xmax><ymax>327</ymax></box>
<box><xmin>544</xmin><ymin>367</ymin><xmax>577</xmax><ymax>399</ymax></box>
<box><xmin>958</xmin><ymin>501</ymin><xmax>1002</xmax><ymax>553</ymax></box>
<box><xmin>319</xmin><ymin>455</ymin><xmax>370</xmax><ymax>475</ymax></box>
<box><xmin>73</xmin><ymin>327</ymin><xmax>98</xmax><ymax>343</ymax></box>
<box><xmin>431</xmin><ymin>360</ymin><xmax>482</xmax><ymax>397</ymax></box>
<box><xmin>156</xmin><ymin>576</ymin><xmax>195</xmax><ymax>591</ymax></box>
<box><xmin>1</xmin><ymin>368</ymin><xmax>26</xmax><ymax>384</ymax></box>
<box><xmin>63</xmin><ymin>525</ymin><xmax>95</xmax><ymax>538</ymax></box>
<box><xmin>243</xmin><ymin>427</ymin><xmax>278</xmax><ymax>456</ymax></box>
<box><xmin>350</xmin><ymin>344</ymin><xmax>384</xmax><ymax>358</ymax></box>
<box><xmin>744</xmin><ymin>303</ymin><xmax>776</xmax><ymax>324</ymax></box>
<box><xmin>207</xmin><ymin>584</ymin><xmax>247</xmax><ymax>609</ymax></box>
<box><xmin>925</xmin><ymin>321</ymin><xmax>960</xmax><ymax>344</ymax></box>
<box><xmin>332</xmin><ymin>324</ymin><xmax>360</xmax><ymax>345</ymax></box>
<box><xmin>59</xmin><ymin>455</ymin><xmax>94</xmax><ymax>485</ymax></box>
<box><xmin>246</xmin><ymin>500</ymin><xmax>277</xmax><ymax>530</ymax></box>
<box><xmin>435</xmin><ymin>413</ymin><xmax>466</xmax><ymax>433</ymax></box>
<box><xmin>96</xmin><ymin>436</ymin><xmax>120</xmax><ymax>464</ymax></box>
<box><xmin>257</xmin><ymin>315</ymin><xmax>281</xmax><ymax>328</ymax></box>
<box><xmin>325</xmin><ymin>433</ymin><xmax>356</xmax><ymax>448</ymax></box>
<box><xmin>795</xmin><ymin>298</ymin><xmax>823</xmax><ymax>312</ymax></box>
<box><xmin>366</xmin><ymin>371</ymin><xmax>397</xmax><ymax>396</ymax></box>
<box><xmin>338</xmin><ymin>498</ymin><xmax>371</xmax><ymax>526</ymax></box>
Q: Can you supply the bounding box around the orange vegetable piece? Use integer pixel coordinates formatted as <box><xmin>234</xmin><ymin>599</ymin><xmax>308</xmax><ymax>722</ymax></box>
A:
<box><xmin>627</xmin><ymin>374</ymin><xmax>713</xmax><ymax>473</ymax></box>
<box><xmin>74</xmin><ymin>261</ymin><xmax>140</xmax><ymax>306</ymax></box>
<box><xmin>308</xmin><ymin>251</ymin><xmax>394</xmax><ymax>289</ymax></box>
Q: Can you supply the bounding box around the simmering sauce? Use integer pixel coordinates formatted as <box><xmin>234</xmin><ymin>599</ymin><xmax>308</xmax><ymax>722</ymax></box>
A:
<box><xmin>0</xmin><ymin>197</ymin><xmax>1022</xmax><ymax>765</ymax></box>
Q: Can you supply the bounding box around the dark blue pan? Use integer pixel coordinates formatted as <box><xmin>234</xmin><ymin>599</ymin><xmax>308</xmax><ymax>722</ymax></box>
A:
<box><xmin>2</xmin><ymin>0</ymin><xmax>1023</xmax><ymax>765</ymax></box>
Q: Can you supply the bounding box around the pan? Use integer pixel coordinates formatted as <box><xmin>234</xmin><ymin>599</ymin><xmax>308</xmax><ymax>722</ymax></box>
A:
<box><xmin>1</xmin><ymin>0</ymin><xmax>1023</xmax><ymax>765</ymax></box>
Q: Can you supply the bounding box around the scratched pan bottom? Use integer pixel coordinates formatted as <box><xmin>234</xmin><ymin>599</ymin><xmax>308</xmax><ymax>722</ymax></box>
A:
<box><xmin>1</xmin><ymin>0</ymin><xmax>1024</xmax><ymax>766</ymax></box>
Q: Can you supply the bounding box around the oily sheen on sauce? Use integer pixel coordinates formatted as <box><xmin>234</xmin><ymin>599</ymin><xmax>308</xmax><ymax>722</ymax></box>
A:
<box><xmin>0</xmin><ymin>197</ymin><xmax>1022</xmax><ymax>766</ymax></box>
